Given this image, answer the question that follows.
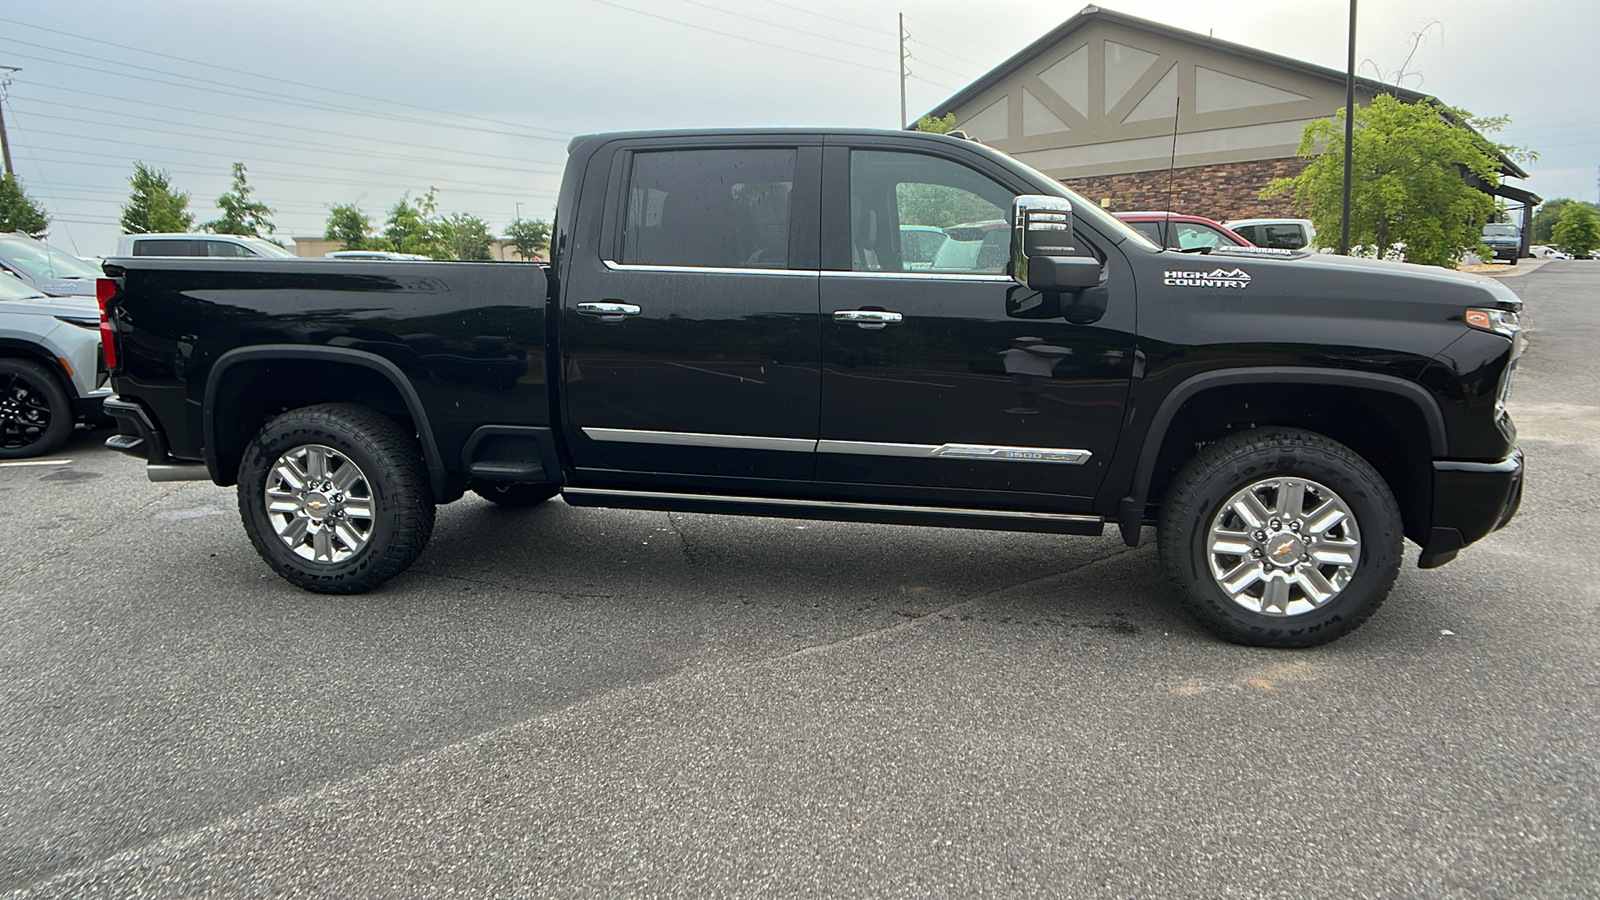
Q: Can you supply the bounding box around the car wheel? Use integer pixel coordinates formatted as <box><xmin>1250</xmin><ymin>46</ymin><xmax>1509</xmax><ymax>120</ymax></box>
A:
<box><xmin>1157</xmin><ymin>427</ymin><xmax>1402</xmax><ymax>648</ymax></box>
<box><xmin>0</xmin><ymin>358</ymin><xmax>73</xmax><ymax>459</ymax></box>
<box><xmin>471</xmin><ymin>482</ymin><xmax>561</xmax><ymax>507</ymax></box>
<box><xmin>237</xmin><ymin>403</ymin><xmax>435</xmax><ymax>594</ymax></box>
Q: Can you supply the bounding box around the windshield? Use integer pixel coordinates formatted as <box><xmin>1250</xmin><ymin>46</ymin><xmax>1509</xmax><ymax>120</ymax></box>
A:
<box><xmin>0</xmin><ymin>271</ymin><xmax>48</xmax><ymax>301</ymax></box>
<box><xmin>1482</xmin><ymin>225</ymin><xmax>1518</xmax><ymax>237</ymax></box>
<box><xmin>241</xmin><ymin>237</ymin><xmax>297</xmax><ymax>258</ymax></box>
<box><xmin>0</xmin><ymin>235</ymin><xmax>103</xmax><ymax>279</ymax></box>
<box><xmin>989</xmin><ymin>151</ymin><xmax>1160</xmax><ymax>251</ymax></box>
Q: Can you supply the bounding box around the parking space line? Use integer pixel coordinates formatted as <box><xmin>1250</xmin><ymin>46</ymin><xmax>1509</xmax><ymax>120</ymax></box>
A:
<box><xmin>0</xmin><ymin>459</ymin><xmax>72</xmax><ymax>467</ymax></box>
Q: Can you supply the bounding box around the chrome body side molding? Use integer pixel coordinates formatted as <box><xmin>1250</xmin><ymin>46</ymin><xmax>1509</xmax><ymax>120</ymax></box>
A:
<box><xmin>581</xmin><ymin>428</ymin><xmax>1092</xmax><ymax>465</ymax></box>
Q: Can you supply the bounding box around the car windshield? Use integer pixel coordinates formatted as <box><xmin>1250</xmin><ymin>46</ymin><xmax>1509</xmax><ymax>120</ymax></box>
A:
<box><xmin>0</xmin><ymin>271</ymin><xmax>48</xmax><ymax>301</ymax></box>
<box><xmin>240</xmin><ymin>237</ymin><xmax>297</xmax><ymax>258</ymax></box>
<box><xmin>0</xmin><ymin>235</ymin><xmax>103</xmax><ymax>279</ymax></box>
<box><xmin>986</xmin><ymin>151</ymin><xmax>1160</xmax><ymax>251</ymax></box>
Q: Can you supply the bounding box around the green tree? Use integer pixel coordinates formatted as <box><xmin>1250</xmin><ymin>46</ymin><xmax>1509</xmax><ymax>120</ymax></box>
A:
<box><xmin>378</xmin><ymin>188</ymin><xmax>449</xmax><ymax>259</ymax></box>
<box><xmin>0</xmin><ymin>174</ymin><xmax>50</xmax><ymax>237</ymax></box>
<box><xmin>120</xmin><ymin>162</ymin><xmax>195</xmax><ymax>234</ymax></box>
<box><xmin>1530</xmin><ymin>198</ymin><xmax>1600</xmax><ymax>244</ymax></box>
<box><xmin>442</xmin><ymin>212</ymin><xmax>494</xmax><ymax>260</ymax></box>
<box><xmin>1264</xmin><ymin>94</ymin><xmax>1501</xmax><ymax>268</ymax></box>
<box><xmin>504</xmin><ymin>217</ymin><xmax>551</xmax><ymax>260</ymax></box>
<box><xmin>1551</xmin><ymin>203</ymin><xmax>1600</xmax><ymax>258</ymax></box>
<box><xmin>204</xmin><ymin>162</ymin><xmax>275</xmax><ymax>237</ymax></box>
<box><xmin>913</xmin><ymin>113</ymin><xmax>957</xmax><ymax>134</ymax></box>
<box><xmin>324</xmin><ymin>202</ymin><xmax>374</xmax><ymax>250</ymax></box>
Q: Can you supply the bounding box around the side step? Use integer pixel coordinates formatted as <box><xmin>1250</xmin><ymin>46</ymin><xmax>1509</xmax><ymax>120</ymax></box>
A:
<box><xmin>561</xmin><ymin>488</ymin><xmax>1104</xmax><ymax>536</ymax></box>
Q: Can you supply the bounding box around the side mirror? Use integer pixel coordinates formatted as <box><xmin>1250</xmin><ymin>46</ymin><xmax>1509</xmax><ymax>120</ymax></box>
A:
<box><xmin>1011</xmin><ymin>195</ymin><xmax>1102</xmax><ymax>292</ymax></box>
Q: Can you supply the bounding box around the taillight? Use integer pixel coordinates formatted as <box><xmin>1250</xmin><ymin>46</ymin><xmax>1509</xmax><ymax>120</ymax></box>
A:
<box><xmin>96</xmin><ymin>277</ymin><xmax>119</xmax><ymax>369</ymax></box>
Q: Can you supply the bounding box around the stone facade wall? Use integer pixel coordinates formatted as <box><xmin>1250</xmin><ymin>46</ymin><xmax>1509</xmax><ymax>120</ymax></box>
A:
<box><xmin>1061</xmin><ymin>157</ymin><xmax>1311</xmax><ymax>224</ymax></box>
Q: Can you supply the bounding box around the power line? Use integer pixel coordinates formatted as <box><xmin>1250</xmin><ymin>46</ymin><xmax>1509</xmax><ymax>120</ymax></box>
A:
<box><xmin>661</xmin><ymin>0</ymin><xmax>892</xmax><ymax>56</ymax></box>
<box><xmin>749</xmin><ymin>0</ymin><xmax>891</xmax><ymax>36</ymax></box>
<box><xmin>0</xmin><ymin>46</ymin><xmax>572</xmax><ymax>145</ymax></box>
<box><xmin>582</xmin><ymin>0</ymin><xmax>889</xmax><ymax>72</ymax></box>
<box><xmin>0</xmin><ymin>16</ymin><xmax>572</xmax><ymax>140</ymax></box>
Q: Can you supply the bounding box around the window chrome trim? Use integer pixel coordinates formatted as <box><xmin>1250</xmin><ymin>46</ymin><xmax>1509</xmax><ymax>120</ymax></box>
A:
<box><xmin>582</xmin><ymin>428</ymin><xmax>814</xmax><ymax>452</ymax></box>
<box><xmin>819</xmin><ymin>440</ymin><xmax>1091</xmax><ymax>465</ymax></box>
<box><xmin>581</xmin><ymin>429</ymin><xmax>1091</xmax><ymax>464</ymax></box>
<box><xmin>820</xmin><ymin>270</ymin><xmax>1015</xmax><ymax>283</ymax></box>
<box><xmin>602</xmin><ymin>259</ymin><xmax>817</xmax><ymax>277</ymax></box>
<box><xmin>562</xmin><ymin>487</ymin><xmax>1103</xmax><ymax>525</ymax></box>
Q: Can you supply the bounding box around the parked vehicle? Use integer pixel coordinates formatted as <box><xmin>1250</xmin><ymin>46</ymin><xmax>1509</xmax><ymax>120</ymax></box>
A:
<box><xmin>0</xmin><ymin>270</ymin><xmax>110</xmax><ymax>457</ymax></box>
<box><xmin>1225</xmin><ymin>218</ymin><xmax>1316</xmax><ymax>250</ymax></box>
<box><xmin>0</xmin><ymin>232</ymin><xmax>102</xmax><ymax>297</ymax></box>
<box><xmin>1114</xmin><ymin>212</ymin><xmax>1253</xmax><ymax>251</ymax></box>
<box><xmin>114</xmin><ymin>233</ymin><xmax>297</xmax><ymax>259</ymax></box>
<box><xmin>1480</xmin><ymin>224</ymin><xmax>1521</xmax><ymax>264</ymax></box>
<box><xmin>1527</xmin><ymin>245</ymin><xmax>1571</xmax><ymax>260</ymax></box>
<box><xmin>97</xmin><ymin>128</ymin><xmax>1525</xmax><ymax>648</ymax></box>
<box><xmin>897</xmin><ymin>226</ymin><xmax>948</xmax><ymax>270</ymax></box>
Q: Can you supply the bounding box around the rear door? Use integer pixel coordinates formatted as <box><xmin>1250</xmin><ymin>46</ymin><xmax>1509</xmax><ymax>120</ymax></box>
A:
<box><xmin>561</xmin><ymin>138</ymin><xmax>823</xmax><ymax>482</ymax></box>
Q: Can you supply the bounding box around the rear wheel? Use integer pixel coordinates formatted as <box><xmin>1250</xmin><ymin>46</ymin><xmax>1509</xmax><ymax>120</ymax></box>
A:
<box><xmin>471</xmin><ymin>482</ymin><xmax>560</xmax><ymax>507</ymax></box>
<box><xmin>0</xmin><ymin>358</ymin><xmax>72</xmax><ymax>459</ymax></box>
<box><xmin>238</xmin><ymin>403</ymin><xmax>435</xmax><ymax>593</ymax></box>
<box><xmin>1158</xmin><ymin>427</ymin><xmax>1402</xmax><ymax>647</ymax></box>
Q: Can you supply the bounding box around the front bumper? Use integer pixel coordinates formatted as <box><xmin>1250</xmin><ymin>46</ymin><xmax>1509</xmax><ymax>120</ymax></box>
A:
<box><xmin>1417</xmin><ymin>448</ymin><xmax>1524</xmax><ymax>568</ymax></box>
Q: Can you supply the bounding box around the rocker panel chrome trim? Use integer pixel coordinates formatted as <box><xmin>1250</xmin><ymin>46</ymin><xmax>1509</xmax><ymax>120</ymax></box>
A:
<box><xmin>562</xmin><ymin>487</ymin><xmax>1102</xmax><ymax>525</ymax></box>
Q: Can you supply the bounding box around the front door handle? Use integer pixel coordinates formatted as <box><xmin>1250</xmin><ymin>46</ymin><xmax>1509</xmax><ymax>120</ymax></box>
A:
<box><xmin>577</xmin><ymin>301</ymin><xmax>642</xmax><ymax>320</ymax></box>
<box><xmin>833</xmin><ymin>309</ymin><xmax>904</xmax><ymax>330</ymax></box>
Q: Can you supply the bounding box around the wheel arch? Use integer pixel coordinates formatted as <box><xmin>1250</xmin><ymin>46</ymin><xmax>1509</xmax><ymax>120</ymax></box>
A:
<box><xmin>204</xmin><ymin>345</ymin><xmax>451</xmax><ymax>500</ymax></box>
<box><xmin>1119</xmin><ymin>368</ymin><xmax>1447</xmax><ymax>546</ymax></box>
<box><xmin>0</xmin><ymin>338</ymin><xmax>75</xmax><ymax>398</ymax></box>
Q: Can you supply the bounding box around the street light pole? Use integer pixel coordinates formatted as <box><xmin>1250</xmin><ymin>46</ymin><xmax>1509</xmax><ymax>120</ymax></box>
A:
<box><xmin>1339</xmin><ymin>1</ymin><xmax>1356</xmax><ymax>255</ymax></box>
<box><xmin>0</xmin><ymin>66</ymin><xmax>20</xmax><ymax>179</ymax></box>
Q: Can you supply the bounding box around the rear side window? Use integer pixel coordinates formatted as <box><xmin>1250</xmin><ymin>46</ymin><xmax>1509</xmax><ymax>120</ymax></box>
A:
<box><xmin>620</xmin><ymin>148</ymin><xmax>796</xmax><ymax>269</ymax></box>
<box><xmin>133</xmin><ymin>239</ymin><xmax>200</xmax><ymax>256</ymax></box>
<box><xmin>1127</xmin><ymin>221</ymin><xmax>1163</xmax><ymax>245</ymax></box>
<box><xmin>1259</xmin><ymin>224</ymin><xmax>1307</xmax><ymax>249</ymax></box>
<box><xmin>1231</xmin><ymin>224</ymin><xmax>1258</xmax><ymax>244</ymax></box>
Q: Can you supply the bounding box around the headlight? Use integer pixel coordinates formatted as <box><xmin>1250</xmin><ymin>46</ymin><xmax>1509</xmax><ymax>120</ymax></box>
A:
<box><xmin>1464</xmin><ymin>307</ymin><xmax>1521</xmax><ymax>339</ymax></box>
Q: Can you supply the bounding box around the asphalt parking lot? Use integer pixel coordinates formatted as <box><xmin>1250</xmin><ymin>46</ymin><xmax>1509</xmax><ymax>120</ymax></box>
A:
<box><xmin>2</xmin><ymin>263</ymin><xmax>1596</xmax><ymax>898</ymax></box>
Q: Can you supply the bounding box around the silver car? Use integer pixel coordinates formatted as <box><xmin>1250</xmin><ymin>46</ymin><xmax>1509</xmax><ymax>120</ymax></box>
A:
<box><xmin>0</xmin><ymin>270</ymin><xmax>109</xmax><ymax>457</ymax></box>
<box><xmin>0</xmin><ymin>232</ymin><xmax>103</xmax><ymax>297</ymax></box>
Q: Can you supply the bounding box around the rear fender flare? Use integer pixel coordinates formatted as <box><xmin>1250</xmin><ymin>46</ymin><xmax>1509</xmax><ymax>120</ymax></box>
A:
<box><xmin>203</xmin><ymin>345</ymin><xmax>448</xmax><ymax>499</ymax></box>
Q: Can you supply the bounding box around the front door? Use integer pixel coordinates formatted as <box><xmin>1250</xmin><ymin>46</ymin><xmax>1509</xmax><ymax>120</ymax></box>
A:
<box><xmin>562</xmin><ymin>143</ymin><xmax>822</xmax><ymax>482</ymax></box>
<box><xmin>817</xmin><ymin>143</ymin><xmax>1136</xmax><ymax>509</ymax></box>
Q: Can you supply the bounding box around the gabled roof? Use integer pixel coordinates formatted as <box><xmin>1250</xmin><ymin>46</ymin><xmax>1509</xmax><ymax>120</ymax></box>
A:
<box><xmin>917</xmin><ymin>5</ymin><xmax>1529</xmax><ymax>180</ymax></box>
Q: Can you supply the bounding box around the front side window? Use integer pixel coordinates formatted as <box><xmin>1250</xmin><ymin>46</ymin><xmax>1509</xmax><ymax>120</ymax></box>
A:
<box><xmin>850</xmin><ymin>151</ymin><xmax>1013</xmax><ymax>274</ymax></box>
<box><xmin>619</xmin><ymin>148</ymin><xmax>795</xmax><ymax>269</ymax></box>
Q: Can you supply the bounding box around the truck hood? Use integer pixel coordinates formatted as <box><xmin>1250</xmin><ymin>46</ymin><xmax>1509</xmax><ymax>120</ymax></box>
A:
<box><xmin>0</xmin><ymin>293</ymin><xmax>100</xmax><ymax>319</ymax></box>
<box><xmin>1193</xmin><ymin>248</ymin><xmax>1523</xmax><ymax>312</ymax></box>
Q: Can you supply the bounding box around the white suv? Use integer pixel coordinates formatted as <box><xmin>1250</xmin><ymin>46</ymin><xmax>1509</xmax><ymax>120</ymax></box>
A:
<box><xmin>1224</xmin><ymin>218</ymin><xmax>1316</xmax><ymax>251</ymax></box>
<box><xmin>0</xmin><ymin>270</ymin><xmax>109</xmax><ymax>457</ymax></box>
<box><xmin>114</xmin><ymin>233</ymin><xmax>297</xmax><ymax>258</ymax></box>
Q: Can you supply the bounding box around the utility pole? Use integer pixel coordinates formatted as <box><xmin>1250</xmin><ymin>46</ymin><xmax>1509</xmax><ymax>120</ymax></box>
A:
<box><xmin>898</xmin><ymin>13</ymin><xmax>907</xmax><ymax>129</ymax></box>
<box><xmin>0</xmin><ymin>66</ymin><xmax>19</xmax><ymax>178</ymax></box>
<box><xmin>1339</xmin><ymin>2</ymin><xmax>1356</xmax><ymax>256</ymax></box>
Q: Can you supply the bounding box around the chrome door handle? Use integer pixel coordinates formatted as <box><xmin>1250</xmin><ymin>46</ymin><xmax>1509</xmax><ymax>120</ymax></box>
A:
<box><xmin>833</xmin><ymin>309</ymin><xmax>904</xmax><ymax>330</ymax></box>
<box><xmin>576</xmin><ymin>301</ymin><xmax>642</xmax><ymax>320</ymax></box>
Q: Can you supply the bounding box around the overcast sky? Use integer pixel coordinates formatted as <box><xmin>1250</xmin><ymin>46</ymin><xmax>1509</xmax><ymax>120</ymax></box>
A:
<box><xmin>2</xmin><ymin>0</ymin><xmax>1594</xmax><ymax>256</ymax></box>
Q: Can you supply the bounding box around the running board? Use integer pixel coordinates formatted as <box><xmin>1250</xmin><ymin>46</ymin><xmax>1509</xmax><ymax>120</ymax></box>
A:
<box><xmin>560</xmin><ymin>488</ymin><xmax>1104</xmax><ymax>536</ymax></box>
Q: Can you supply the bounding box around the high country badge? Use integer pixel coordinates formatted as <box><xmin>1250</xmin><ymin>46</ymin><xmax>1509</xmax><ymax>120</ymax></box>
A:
<box><xmin>1163</xmin><ymin>267</ymin><xmax>1253</xmax><ymax>289</ymax></box>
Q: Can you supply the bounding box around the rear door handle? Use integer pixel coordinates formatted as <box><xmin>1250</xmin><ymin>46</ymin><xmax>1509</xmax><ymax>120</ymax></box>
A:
<box><xmin>576</xmin><ymin>301</ymin><xmax>642</xmax><ymax>320</ymax></box>
<box><xmin>833</xmin><ymin>309</ymin><xmax>904</xmax><ymax>330</ymax></box>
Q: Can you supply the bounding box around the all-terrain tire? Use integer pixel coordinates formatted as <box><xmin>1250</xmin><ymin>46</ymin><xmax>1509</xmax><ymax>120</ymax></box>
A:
<box><xmin>471</xmin><ymin>482</ymin><xmax>561</xmax><ymax>507</ymax></box>
<box><xmin>237</xmin><ymin>403</ymin><xmax>435</xmax><ymax>593</ymax></box>
<box><xmin>1157</xmin><ymin>427</ymin><xmax>1402</xmax><ymax>648</ymax></box>
<box><xmin>0</xmin><ymin>358</ymin><xmax>73</xmax><ymax>459</ymax></box>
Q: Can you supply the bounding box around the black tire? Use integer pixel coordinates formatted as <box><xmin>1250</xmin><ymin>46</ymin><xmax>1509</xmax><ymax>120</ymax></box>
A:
<box><xmin>1157</xmin><ymin>427</ymin><xmax>1402</xmax><ymax>648</ymax></box>
<box><xmin>237</xmin><ymin>403</ymin><xmax>435</xmax><ymax>594</ymax></box>
<box><xmin>0</xmin><ymin>358</ymin><xmax>73</xmax><ymax>459</ymax></box>
<box><xmin>471</xmin><ymin>482</ymin><xmax>560</xmax><ymax>507</ymax></box>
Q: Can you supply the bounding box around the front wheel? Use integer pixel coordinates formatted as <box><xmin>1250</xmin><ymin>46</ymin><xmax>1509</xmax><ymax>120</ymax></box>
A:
<box><xmin>0</xmin><ymin>358</ymin><xmax>72</xmax><ymax>459</ymax></box>
<box><xmin>1157</xmin><ymin>428</ymin><xmax>1402</xmax><ymax>647</ymax></box>
<box><xmin>237</xmin><ymin>403</ymin><xmax>435</xmax><ymax>593</ymax></box>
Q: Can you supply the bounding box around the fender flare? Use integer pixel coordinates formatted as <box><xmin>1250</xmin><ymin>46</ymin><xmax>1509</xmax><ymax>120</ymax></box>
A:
<box><xmin>203</xmin><ymin>345</ymin><xmax>449</xmax><ymax>498</ymax></box>
<box><xmin>1116</xmin><ymin>367</ymin><xmax>1447</xmax><ymax>543</ymax></box>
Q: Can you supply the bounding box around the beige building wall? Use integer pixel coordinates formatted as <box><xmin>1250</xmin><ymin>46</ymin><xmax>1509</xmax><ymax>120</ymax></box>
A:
<box><xmin>945</xmin><ymin>18</ymin><xmax>1380</xmax><ymax>183</ymax></box>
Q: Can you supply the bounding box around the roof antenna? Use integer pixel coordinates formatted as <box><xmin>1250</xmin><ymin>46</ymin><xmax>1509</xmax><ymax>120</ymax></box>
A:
<box><xmin>1163</xmin><ymin>96</ymin><xmax>1180</xmax><ymax>249</ymax></box>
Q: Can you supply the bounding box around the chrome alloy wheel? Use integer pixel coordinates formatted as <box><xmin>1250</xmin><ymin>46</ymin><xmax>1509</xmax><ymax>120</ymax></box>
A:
<box><xmin>1206</xmin><ymin>477</ymin><xmax>1362</xmax><ymax>617</ymax></box>
<box><xmin>263</xmin><ymin>443</ymin><xmax>375</xmax><ymax>563</ymax></box>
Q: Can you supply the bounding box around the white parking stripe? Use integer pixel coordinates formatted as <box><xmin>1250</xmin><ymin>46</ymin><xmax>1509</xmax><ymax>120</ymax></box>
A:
<box><xmin>0</xmin><ymin>459</ymin><xmax>72</xmax><ymax>467</ymax></box>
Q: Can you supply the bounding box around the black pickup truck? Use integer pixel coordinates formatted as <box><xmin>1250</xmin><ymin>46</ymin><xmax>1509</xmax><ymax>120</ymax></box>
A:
<box><xmin>96</xmin><ymin>128</ymin><xmax>1525</xmax><ymax>647</ymax></box>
